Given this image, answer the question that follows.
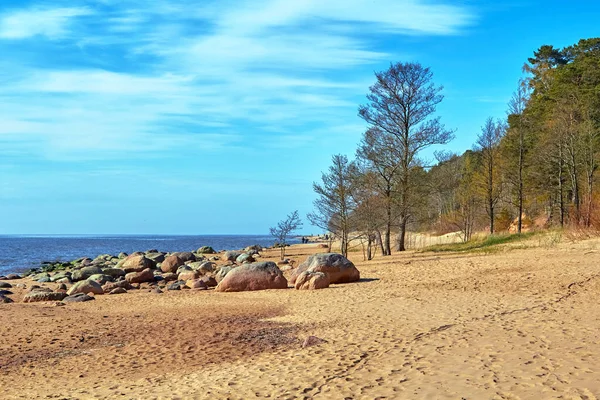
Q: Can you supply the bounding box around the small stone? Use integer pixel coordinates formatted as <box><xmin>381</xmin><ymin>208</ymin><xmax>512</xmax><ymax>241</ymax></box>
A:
<box><xmin>109</xmin><ymin>287</ymin><xmax>127</xmax><ymax>295</ymax></box>
<box><xmin>63</xmin><ymin>293</ymin><xmax>95</xmax><ymax>303</ymax></box>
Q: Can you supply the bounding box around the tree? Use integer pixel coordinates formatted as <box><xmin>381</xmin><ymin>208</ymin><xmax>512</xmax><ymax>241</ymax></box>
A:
<box><xmin>474</xmin><ymin>117</ymin><xmax>505</xmax><ymax>233</ymax></box>
<box><xmin>269</xmin><ymin>210</ymin><xmax>303</xmax><ymax>260</ymax></box>
<box><xmin>506</xmin><ymin>80</ymin><xmax>531</xmax><ymax>233</ymax></box>
<box><xmin>308</xmin><ymin>154</ymin><xmax>357</xmax><ymax>257</ymax></box>
<box><xmin>358</xmin><ymin>62</ymin><xmax>454</xmax><ymax>252</ymax></box>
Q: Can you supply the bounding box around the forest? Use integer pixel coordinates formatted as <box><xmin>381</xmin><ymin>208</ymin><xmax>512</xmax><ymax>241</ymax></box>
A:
<box><xmin>308</xmin><ymin>38</ymin><xmax>600</xmax><ymax>258</ymax></box>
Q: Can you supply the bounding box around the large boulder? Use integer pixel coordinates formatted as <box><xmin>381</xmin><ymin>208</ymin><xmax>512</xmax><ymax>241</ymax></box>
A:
<box><xmin>67</xmin><ymin>280</ymin><xmax>104</xmax><ymax>296</ymax></box>
<box><xmin>294</xmin><ymin>271</ymin><xmax>330</xmax><ymax>290</ymax></box>
<box><xmin>215</xmin><ymin>261</ymin><xmax>288</xmax><ymax>292</ymax></box>
<box><xmin>291</xmin><ymin>253</ymin><xmax>360</xmax><ymax>284</ymax></box>
<box><xmin>71</xmin><ymin>266</ymin><xmax>103</xmax><ymax>282</ymax></box>
<box><xmin>223</xmin><ymin>251</ymin><xmax>243</xmax><ymax>263</ymax></box>
<box><xmin>161</xmin><ymin>255</ymin><xmax>184</xmax><ymax>274</ymax></box>
<box><xmin>125</xmin><ymin>268</ymin><xmax>155</xmax><ymax>284</ymax></box>
<box><xmin>23</xmin><ymin>291</ymin><xmax>68</xmax><ymax>303</ymax></box>
<box><xmin>197</xmin><ymin>246</ymin><xmax>216</xmax><ymax>254</ymax></box>
<box><xmin>120</xmin><ymin>255</ymin><xmax>155</xmax><ymax>273</ymax></box>
<box><xmin>244</xmin><ymin>244</ymin><xmax>262</xmax><ymax>255</ymax></box>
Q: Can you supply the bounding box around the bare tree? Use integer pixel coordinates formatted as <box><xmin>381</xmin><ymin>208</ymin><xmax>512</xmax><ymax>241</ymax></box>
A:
<box><xmin>359</xmin><ymin>62</ymin><xmax>454</xmax><ymax>252</ymax></box>
<box><xmin>269</xmin><ymin>210</ymin><xmax>303</xmax><ymax>260</ymax></box>
<box><xmin>474</xmin><ymin>117</ymin><xmax>505</xmax><ymax>234</ymax></box>
<box><xmin>307</xmin><ymin>155</ymin><xmax>356</xmax><ymax>257</ymax></box>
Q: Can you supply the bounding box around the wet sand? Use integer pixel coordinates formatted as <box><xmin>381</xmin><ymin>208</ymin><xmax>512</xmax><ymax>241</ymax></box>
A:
<box><xmin>2</xmin><ymin>240</ymin><xmax>600</xmax><ymax>399</ymax></box>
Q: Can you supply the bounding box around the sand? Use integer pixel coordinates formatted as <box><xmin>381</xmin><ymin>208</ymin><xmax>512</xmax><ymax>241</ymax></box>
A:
<box><xmin>2</xmin><ymin>239</ymin><xmax>600</xmax><ymax>399</ymax></box>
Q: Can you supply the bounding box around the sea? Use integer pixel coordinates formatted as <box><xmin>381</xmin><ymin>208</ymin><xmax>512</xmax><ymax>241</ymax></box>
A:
<box><xmin>0</xmin><ymin>234</ymin><xmax>299</xmax><ymax>276</ymax></box>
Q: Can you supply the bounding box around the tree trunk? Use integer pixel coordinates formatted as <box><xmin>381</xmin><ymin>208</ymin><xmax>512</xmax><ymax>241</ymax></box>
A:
<box><xmin>397</xmin><ymin>217</ymin><xmax>407</xmax><ymax>251</ymax></box>
<box><xmin>376</xmin><ymin>230</ymin><xmax>385</xmax><ymax>256</ymax></box>
<box><xmin>518</xmin><ymin>127</ymin><xmax>524</xmax><ymax>234</ymax></box>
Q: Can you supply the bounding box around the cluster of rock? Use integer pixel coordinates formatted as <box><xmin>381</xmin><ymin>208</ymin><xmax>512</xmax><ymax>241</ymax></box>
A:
<box><xmin>0</xmin><ymin>247</ymin><xmax>361</xmax><ymax>304</ymax></box>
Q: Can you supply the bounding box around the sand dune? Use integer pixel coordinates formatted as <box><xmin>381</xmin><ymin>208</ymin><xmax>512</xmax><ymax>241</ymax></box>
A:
<box><xmin>2</xmin><ymin>240</ymin><xmax>600</xmax><ymax>399</ymax></box>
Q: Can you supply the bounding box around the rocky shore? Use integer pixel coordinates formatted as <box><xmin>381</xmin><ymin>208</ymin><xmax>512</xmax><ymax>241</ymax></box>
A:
<box><xmin>0</xmin><ymin>244</ymin><xmax>360</xmax><ymax>305</ymax></box>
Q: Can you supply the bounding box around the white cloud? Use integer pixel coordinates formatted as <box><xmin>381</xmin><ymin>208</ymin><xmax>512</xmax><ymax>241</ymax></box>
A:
<box><xmin>0</xmin><ymin>7</ymin><xmax>92</xmax><ymax>39</ymax></box>
<box><xmin>0</xmin><ymin>0</ymin><xmax>475</xmax><ymax>160</ymax></box>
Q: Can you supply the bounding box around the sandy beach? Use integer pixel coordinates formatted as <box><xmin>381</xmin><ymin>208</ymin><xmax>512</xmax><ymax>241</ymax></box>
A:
<box><xmin>2</xmin><ymin>238</ymin><xmax>600</xmax><ymax>399</ymax></box>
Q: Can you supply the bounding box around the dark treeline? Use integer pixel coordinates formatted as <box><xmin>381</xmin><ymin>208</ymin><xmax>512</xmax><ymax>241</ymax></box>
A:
<box><xmin>309</xmin><ymin>38</ymin><xmax>600</xmax><ymax>258</ymax></box>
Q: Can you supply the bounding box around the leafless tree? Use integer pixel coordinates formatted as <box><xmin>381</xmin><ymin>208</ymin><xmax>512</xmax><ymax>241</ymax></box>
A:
<box><xmin>269</xmin><ymin>210</ymin><xmax>303</xmax><ymax>260</ymax></box>
<box><xmin>358</xmin><ymin>62</ymin><xmax>454</xmax><ymax>252</ymax></box>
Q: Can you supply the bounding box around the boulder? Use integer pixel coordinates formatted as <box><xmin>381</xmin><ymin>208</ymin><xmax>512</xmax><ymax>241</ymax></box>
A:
<box><xmin>5</xmin><ymin>274</ymin><xmax>21</xmax><ymax>280</ymax></box>
<box><xmin>118</xmin><ymin>252</ymin><xmax>128</xmax><ymax>259</ymax></box>
<box><xmin>178</xmin><ymin>270</ymin><xmax>199</xmax><ymax>282</ymax></box>
<box><xmin>199</xmin><ymin>275</ymin><xmax>218</xmax><ymax>287</ymax></box>
<box><xmin>171</xmin><ymin>252</ymin><xmax>196</xmax><ymax>262</ymax></box>
<box><xmin>50</xmin><ymin>272</ymin><xmax>72</xmax><ymax>282</ymax></box>
<box><xmin>187</xmin><ymin>279</ymin><xmax>208</xmax><ymax>290</ymax></box>
<box><xmin>197</xmin><ymin>261</ymin><xmax>215</xmax><ymax>274</ymax></box>
<box><xmin>146</xmin><ymin>252</ymin><xmax>166</xmax><ymax>263</ymax></box>
<box><xmin>294</xmin><ymin>271</ymin><xmax>330</xmax><ymax>290</ymax></box>
<box><xmin>23</xmin><ymin>291</ymin><xmax>67</xmax><ymax>303</ymax></box>
<box><xmin>0</xmin><ymin>289</ymin><xmax>13</xmax><ymax>295</ymax></box>
<box><xmin>167</xmin><ymin>281</ymin><xmax>186</xmax><ymax>291</ymax></box>
<box><xmin>109</xmin><ymin>287</ymin><xmax>127</xmax><ymax>295</ymax></box>
<box><xmin>236</xmin><ymin>253</ymin><xmax>254</xmax><ymax>264</ymax></box>
<box><xmin>67</xmin><ymin>280</ymin><xmax>104</xmax><ymax>296</ymax></box>
<box><xmin>160</xmin><ymin>255</ymin><xmax>184</xmax><ymax>274</ymax></box>
<box><xmin>0</xmin><ymin>282</ymin><xmax>12</xmax><ymax>288</ymax></box>
<box><xmin>215</xmin><ymin>266</ymin><xmax>236</xmax><ymax>283</ymax></box>
<box><xmin>88</xmin><ymin>274</ymin><xmax>113</xmax><ymax>285</ymax></box>
<box><xmin>102</xmin><ymin>280</ymin><xmax>133</xmax><ymax>292</ymax></box>
<box><xmin>125</xmin><ymin>268</ymin><xmax>155</xmax><ymax>284</ymax></box>
<box><xmin>63</xmin><ymin>293</ymin><xmax>95</xmax><ymax>303</ymax></box>
<box><xmin>197</xmin><ymin>246</ymin><xmax>216</xmax><ymax>254</ymax></box>
<box><xmin>71</xmin><ymin>266</ymin><xmax>104</xmax><ymax>282</ymax></box>
<box><xmin>101</xmin><ymin>268</ymin><xmax>126</xmax><ymax>279</ymax></box>
<box><xmin>161</xmin><ymin>272</ymin><xmax>178</xmax><ymax>282</ymax></box>
<box><xmin>223</xmin><ymin>251</ymin><xmax>243</xmax><ymax>263</ymax></box>
<box><xmin>120</xmin><ymin>255</ymin><xmax>155</xmax><ymax>273</ymax></box>
<box><xmin>244</xmin><ymin>244</ymin><xmax>262</xmax><ymax>255</ymax></box>
<box><xmin>291</xmin><ymin>253</ymin><xmax>359</xmax><ymax>284</ymax></box>
<box><xmin>215</xmin><ymin>261</ymin><xmax>288</xmax><ymax>292</ymax></box>
<box><xmin>0</xmin><ymin>294</ymin><xmax>13</xmax><ymax>303</ymax></box>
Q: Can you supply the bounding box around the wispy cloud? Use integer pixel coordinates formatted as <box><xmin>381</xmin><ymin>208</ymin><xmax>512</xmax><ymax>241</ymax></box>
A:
<box><xmin>0</xmin><ymin>7</ymin><xmax>92</xmax><ymax>39</ymax></box>
<box><xmin>0</xmin><ymin>0</ymin><xmax>476</xmax><ymax>160</ymax></box>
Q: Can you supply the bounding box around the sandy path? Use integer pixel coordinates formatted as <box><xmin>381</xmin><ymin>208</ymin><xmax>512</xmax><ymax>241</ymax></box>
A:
<box><xmin>2</xmin><ymin>241</ymin><xmax>600</xmax><ymax>399</ymax></box>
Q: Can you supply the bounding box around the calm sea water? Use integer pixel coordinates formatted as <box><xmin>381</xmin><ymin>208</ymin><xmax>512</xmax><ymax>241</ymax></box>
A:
<box><xmin>0</xmin><ymin>234</ymin><xmax>298</xmax><ymax>276</ymax></box>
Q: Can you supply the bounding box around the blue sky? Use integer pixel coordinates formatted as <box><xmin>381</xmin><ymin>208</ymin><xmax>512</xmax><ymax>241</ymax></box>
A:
<box><xmin>0</xmin><ymin>0</ymin><xmax>599</xmax><ymax>235</ymax></box>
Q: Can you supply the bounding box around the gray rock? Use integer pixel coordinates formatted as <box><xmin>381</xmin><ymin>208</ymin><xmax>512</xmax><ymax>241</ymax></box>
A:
<box><xmin>236</xmin><ymin>253</ymin><xmax>254</xmax><ymax>264</ymax></box>
<box><xmin>101</xmin><ymin>268</ymin><xmax>126</xmax><ymax>278</ymax></box>
<box><xmin>197</xmin><ymin>246</ymin><xmax>216</xmax><ymax>254</ymax></box>
<box><xmin>88</xmin><ymin>274</ymin><xmax>113</xmax><ymax>285</ymax></box>
<box><xmin>215</xmin><ymin>266</ymin><xmax>236</xmax><ymax>283</ymax></box>
<box><xmin>72</xmin><ymin>266</ymin><xmax>103</xmax><ymax>282</ymax></box>
<box><xmin>67</xmin><ymin>280</ymin><xmax>104</xmax><ymax>296</ymax></box>
<box><xmin>223</xmin><ymin>251</ymin><xmax>243</xmax><ymax>263</ymax></box>
<box><xmin>0</xmin><ymin>294</ymin><xmax>14</xmax><ymax>303</ymax></box>
<box><xmin>167</xmin><ymin>281</ymin><xmax>185</xmax><ymax>291</ymax></box>
<box><xmin>0</xmin><ymin>282</ymin><xmax>12</xmax><ymax>288</ymax></box>
<box><xmin>63</xmin><ymin>293</ymin><xmax>95</xmax><ymax>303</ymax></box>
<box><xmin>23</xmin><ymin>291</ymin><xmax>68</xmax><ymax>303</ymax></box>
<box><xmin>108</xmin><ymin>287</ymin><xmax>127</xmax><ymax>295</ymax></box>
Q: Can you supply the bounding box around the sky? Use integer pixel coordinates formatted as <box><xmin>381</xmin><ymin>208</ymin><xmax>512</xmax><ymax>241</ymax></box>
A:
<box><xmin>0</xmin><ymin>0</ymin><xmax>599</xmax><ymax>235</ymax></box>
